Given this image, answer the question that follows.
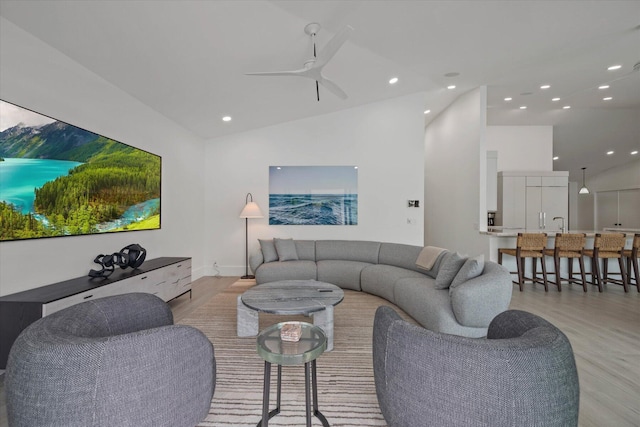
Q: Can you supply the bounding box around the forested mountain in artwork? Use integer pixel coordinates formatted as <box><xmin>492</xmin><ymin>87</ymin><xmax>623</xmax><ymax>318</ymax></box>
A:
<box><xmin>0</xmin><ymin>119</ymin><xmax>161</xmax><ymax>241</ymax></box>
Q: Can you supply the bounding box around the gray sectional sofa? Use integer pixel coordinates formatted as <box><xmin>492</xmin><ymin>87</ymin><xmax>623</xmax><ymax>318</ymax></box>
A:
<box><xmin>250</xmin><ymin>239</ymin><xmax>512</xmax><ymax>337</ymax></box>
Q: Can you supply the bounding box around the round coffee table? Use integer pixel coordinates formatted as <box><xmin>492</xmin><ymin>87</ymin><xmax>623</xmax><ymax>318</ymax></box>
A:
<box><xmin>256</xmin><ymin>321</ymin><xmax>329</xmax><ymax>427</ymax></box>
<box><xmin>237</xmin><ymin>280</ymin><xmax>344</xmax><ymax>351</ymax></box>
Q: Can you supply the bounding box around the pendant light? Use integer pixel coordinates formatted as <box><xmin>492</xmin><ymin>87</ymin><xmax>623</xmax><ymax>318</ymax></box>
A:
<box><xmin>579</xmin><ymin>167</ymin><xmax>590</xmax><ymax>194</ymax></box>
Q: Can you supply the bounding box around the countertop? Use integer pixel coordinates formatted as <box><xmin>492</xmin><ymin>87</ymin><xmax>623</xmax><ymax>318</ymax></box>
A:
<box><xmin>482</xmin><ymin>228</ymin><xmax>639</xmax><ymax>237</ymax></box>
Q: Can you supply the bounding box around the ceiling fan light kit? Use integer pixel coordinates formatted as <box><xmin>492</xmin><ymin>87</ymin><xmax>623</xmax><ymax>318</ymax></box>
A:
<box><xmin>246</xmin><ymin>22</ymin><xmax>353</xmax><ymax>101</ymax></box>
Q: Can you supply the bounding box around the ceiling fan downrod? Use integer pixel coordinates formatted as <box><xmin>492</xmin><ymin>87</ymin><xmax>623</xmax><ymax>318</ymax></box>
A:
<box><xmin>305</xmin><ymin>23</ymin><xmax>321</xmax><ymax>101</ymax></box>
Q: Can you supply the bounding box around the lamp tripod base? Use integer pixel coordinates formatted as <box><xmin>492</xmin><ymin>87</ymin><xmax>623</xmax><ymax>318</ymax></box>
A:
<box><xmin>241</xmin><ymin>275</ymin><xmax>256</xmax><ymax>280</ymax></box>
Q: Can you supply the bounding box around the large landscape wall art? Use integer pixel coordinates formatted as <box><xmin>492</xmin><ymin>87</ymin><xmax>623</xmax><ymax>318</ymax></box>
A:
<box><xmin>0</xmin><ymin>100</ymin><xmax>161</xmax><ymax>241</ymax></box>
<box><xmin>269</xmin><ymin>166</ymin><xmax>357</xmax><ymax>225</ymax></box>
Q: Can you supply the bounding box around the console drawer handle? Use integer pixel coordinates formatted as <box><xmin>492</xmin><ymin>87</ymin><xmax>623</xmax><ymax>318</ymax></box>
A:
<box><xmin>140</xmin><ymin>276</ymin><xmax>148</xmax><ymax>280</ymax></box>
<box><xmin>83</xmin><ymin>294</ymin><xmax>94</xmax><ymax>300</ymax></box>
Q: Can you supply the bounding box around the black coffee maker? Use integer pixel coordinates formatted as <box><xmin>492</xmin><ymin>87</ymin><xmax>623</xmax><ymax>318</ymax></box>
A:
<box><xmin>487</xmin><ymin>212</ymin><xmax>496</xmax><ymax>226</ymax></box>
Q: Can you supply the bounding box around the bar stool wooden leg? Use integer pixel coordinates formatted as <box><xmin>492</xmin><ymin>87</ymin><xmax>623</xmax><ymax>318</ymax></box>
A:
<box><xmin>628</xmin><ymin>256</ymin><xmax>640</xmax><ymax>292</ymax></box>
<box><xmin>539</xmin><ymin>257</ymin><xmax>549</xmax><ymax>292</ymax></box>
<box><xmin>516</xmin><ymin>255</ymin><xmax>524</xmax><ymax>292</ymax></box>
<box><xmin>592</xmin><ymin>256</ymin><xmax>603</xmax><ymax>292</ymax></box>
<box><xmin>578</xmin><ymin>257</ymin><xmax>588</xmax><ymax>292</ymax></box>
<box><xmin>618</xmin><ymin>257</ymin><xmax>629</xmax><ymax>292</ymax></box>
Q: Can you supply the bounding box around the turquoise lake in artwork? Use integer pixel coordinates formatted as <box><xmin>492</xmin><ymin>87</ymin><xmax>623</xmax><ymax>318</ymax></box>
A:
<box><xmin>0</xmin><ymin>158</ymin><xmax>82</xmax><ymax>214</ymax></box>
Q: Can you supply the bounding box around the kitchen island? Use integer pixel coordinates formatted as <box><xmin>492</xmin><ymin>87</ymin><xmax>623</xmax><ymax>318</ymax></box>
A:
<box><xmin>482</xmin><ymin>228</ymin><xmax>637</xmax><ymax>289</ymax></box>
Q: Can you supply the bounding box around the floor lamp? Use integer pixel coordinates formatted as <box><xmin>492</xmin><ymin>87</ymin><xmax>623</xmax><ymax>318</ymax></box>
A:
<box><xmin>239</xmin><ymin>193</ymin><xmax>264</xmax><ymax>279</ymax></box>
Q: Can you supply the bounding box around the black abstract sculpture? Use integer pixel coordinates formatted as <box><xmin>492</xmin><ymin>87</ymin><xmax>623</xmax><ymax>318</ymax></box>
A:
<box><xmin>89</xmin><ymin>244</ymin><xmax>147</xmax><ymax>279</ymax></box>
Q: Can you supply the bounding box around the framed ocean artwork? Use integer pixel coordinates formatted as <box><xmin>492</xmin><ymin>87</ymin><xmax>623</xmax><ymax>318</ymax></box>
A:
<box><xmin>0</xmin><ymin>100</ymin><xmax>161</xmax><ymax>242</ymax></box>
<box><xmin>269</xmin><ymin>165</ymin><xmax>358</xmax><ymax>225</ymax></box>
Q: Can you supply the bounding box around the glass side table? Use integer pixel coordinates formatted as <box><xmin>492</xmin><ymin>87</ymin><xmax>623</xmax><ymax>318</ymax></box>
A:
<box><xmin>256</xmin><ymin>321</ymin><xmax>330</xmax><ymax>427</ymax></box>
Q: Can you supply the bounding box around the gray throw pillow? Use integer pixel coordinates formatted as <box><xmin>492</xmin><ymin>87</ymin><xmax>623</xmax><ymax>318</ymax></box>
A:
<box><xmin>259</xmin><ymin>239</ymin><xmax>279</xmax><ymax>263</ymax></box>
<box><xmin>274</xmin><ymin>238</ymin><xmax>299</xmax><ymax>261</ymax></box>
<box><xmin>434</xmin><ymin>252</ymin><xmax>467</xmax><ymax>289</ymax></box>
<box><xmin>450</xmin><ymin>255</ymin><xmax>485</xmax><ymax>288</ymax></box>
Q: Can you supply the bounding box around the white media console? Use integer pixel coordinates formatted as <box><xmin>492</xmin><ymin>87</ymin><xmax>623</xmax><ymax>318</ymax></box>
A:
<box><xmin>0</xmin><ymin>256</ymin><xmax>191</xmax><ymax>369</ymax></box>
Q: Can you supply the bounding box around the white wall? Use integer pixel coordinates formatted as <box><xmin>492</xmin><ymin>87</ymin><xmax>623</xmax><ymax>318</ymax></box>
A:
<box><xmin>486</xmin><ymin>125</ymin><xmax>553</xmax><ymax>171</ymax></box>
<box><xmin>204</xmin><ymin>93</ymin><xmax>426</xmax><ymax>275</ymax></box>
<box><xmin>0</xmin><ymin>18</ymin><xmax>206</xmax><ymax>296</ymax></box>
<box><xmin>424</xmin><ymin>87</ymin><xmax>488</xmax><ymax>258</ymax></box>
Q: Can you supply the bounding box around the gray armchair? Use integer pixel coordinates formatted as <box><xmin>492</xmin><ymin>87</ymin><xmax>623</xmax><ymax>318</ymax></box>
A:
<box><xmin>373</xmin><ymin>306</ymin><xmax>579</xmax><ymax>427</ymax></box>
<box><xmin>6</xmin><ymin>292</ymin><xmax>215</xmax><ymax>427</ymax></box>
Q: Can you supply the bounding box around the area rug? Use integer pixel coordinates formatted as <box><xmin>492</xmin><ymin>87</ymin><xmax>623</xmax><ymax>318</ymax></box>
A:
<box><xmin>178</xmin><ymin>280</ymin><xmax>410</xmax><ymax>427</ymax></box>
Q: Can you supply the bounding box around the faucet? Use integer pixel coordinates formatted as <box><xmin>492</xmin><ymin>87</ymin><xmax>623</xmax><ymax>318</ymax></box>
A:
<box><xmin>553</xmin><ymin>217</ymin><xmax>566</xmax><ymax>233</ymax></box>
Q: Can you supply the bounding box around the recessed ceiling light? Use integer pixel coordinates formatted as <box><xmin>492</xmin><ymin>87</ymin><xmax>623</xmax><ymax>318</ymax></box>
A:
<box><xmin>424</xmin><ymin>109</ymin><xmax>431</xmax><ymax>114</ymax></box>
<box><xmin>563</xmin><ymin>105</ymin><xmax>571</xmax><ymax>109</ymax></box>
<box><xmin>552</xmin><ymin>98</ymin><xmax>561</xmax><ymax>102</ymax></box>
<box><xmin>504</xmin><ymin>97</ymin><xmax>512</xmax><ymax>101</ymax></box>
<box><xmin>607</xmin><ymin>65</ymin><xmax>622</xmax><ymax>71</ymax></box>
<box><xmin>553</xmin><ymin>156</ymin><xmax>559</xmax><ymax>160</ymax></box>
<box><xmin>389</xmin><ymin>77</ymin><xmax>399</xmax><ymax>84</ymax></box>
<box><xmin>447</xmin><ymin>85</ymin><xmax>456</xmax><ymax>90</ymax></box>
<box><xmin>599</xmin><ymin>85</ymin><xmax>610</xmax><ymax>89</ymax></box>
<box><xmin>354</xmin><ymin>166</ymin><xmax>358</xmax><ymax>169</ymax></box>
<box><xmin>603</xmin><ymin>97</ymin><xmax>613</xmax><ymax>101</ymax></box>
<box><xmin>607</xmin><ymin>151</ymin><xmax>614</xmax><ymax>155</ymax></box>
<box><xmin>540</xmin><ymin>85</ymin><xmax>551</xmax><ymax>89</ymax></box>
<box><xmin>222</xmin><ymin>116</ymin><xmax>232</xmax><ymax>122</ymax></box>
<box><xmin>631</xmin><ymin>151</ymin><xmax>638</xmax><ymax>155</ymax></box>
<box><xmin>519</xmin><ymin>106</ymin><xmax>527</xmax><ymax>109</ymax></box>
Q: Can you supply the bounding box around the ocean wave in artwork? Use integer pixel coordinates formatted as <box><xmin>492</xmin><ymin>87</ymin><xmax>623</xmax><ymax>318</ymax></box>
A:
<box><xmin>269</xmin><ymin>194</ymin><xmax>357</xmax><ymax>225</ymax></box>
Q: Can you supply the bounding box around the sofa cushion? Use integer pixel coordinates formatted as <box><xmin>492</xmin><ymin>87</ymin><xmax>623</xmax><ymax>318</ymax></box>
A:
<box><xmin>274</xmin><ymin>238</ymin><xmax>299</xmax><ymax>261</ymax></box>
<box><xmin>255</xmin><ymin>260</ymin><xmax>316</xmax><ymax>284</ymax></box>
<box><xmin>434</xmin><ymin>252</ymin><xmax>467</xmax><ymax>289</ymax></box>
<box><xmin>450</xmin><ymin>262</ymin><xmax>512</xmax><ymax>328</ymax></box>
<box><xmin>316</xmin><ymin>240</ymin><xmax>381</xmax><ymax>264</ymax></box>
<box><xmin>294</xmin><ymin>240</ymin><xmax>316</xmax><ymax>261</ymax></box>
<box><xmin>361</xmin><ymin>264</ymin><xmax>428</xmax><ymax>303</ymax></box>
<box><xmin>378</xmin><ymin>243</ymin><xmax>441</xmax><ymax>277</ymax></box>
<box><xmin>259</xmin><ymin>239</ymin><xmax>279</xmax><ymax>263</ymax></box>
<box><xmin>393</xmin><ymin>278</ymin><xmax>487</xmax><ymax>338</ymax></box>
<box><xmin>450</xmin><ymin>255</ymin><xmax>485</xmax><ymax>288</ymax></box>
<box><xmin>317</xmin><ymin>260</ymin><xmax>370</xmax><ymax>291</ymax></box>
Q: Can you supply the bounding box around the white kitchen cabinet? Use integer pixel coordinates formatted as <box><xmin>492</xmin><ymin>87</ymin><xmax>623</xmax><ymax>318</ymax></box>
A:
<box><xmin>497</xmin><ymin>175</ymin><xmax>526</xmax><ymax>228</ymax></box>
<box><xmin>497</xmin><ymin>171</ymin><xmax>568</xmax><ymax>230</ymax></box>
<box><xmin>526</xmin><ymin>185</ymin><xmax>568</xmax><ymax>230</ymax></box>
<box><xmin>486</xmin><ymin>151</ymin><xmax>498</xmax><ymax>212</ymax></box>
<box><xmin>597</xmin><ymin>189</ymin><xmax>640</xmax><ymax>229</ymax></box>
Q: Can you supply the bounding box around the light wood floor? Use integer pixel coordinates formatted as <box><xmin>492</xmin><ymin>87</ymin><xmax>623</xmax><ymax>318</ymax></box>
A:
<box><xmin>1</xmin><ymin>277</ymin><xmax>638</xmax><ymax>427</ymax></box>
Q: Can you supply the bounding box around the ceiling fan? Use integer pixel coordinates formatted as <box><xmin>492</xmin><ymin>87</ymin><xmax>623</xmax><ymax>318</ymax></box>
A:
<box><xmin>246</xmin><ymin>23</ymin><xmax>353</xmax><ymax>101</ymax></box>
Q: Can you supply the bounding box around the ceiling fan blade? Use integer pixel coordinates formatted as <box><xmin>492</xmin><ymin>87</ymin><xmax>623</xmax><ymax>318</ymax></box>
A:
<box><xmin>314</xmin><ymin>25</ymin><xmax>354</xmax><ymax>69</ymax></box>
<box><xmin>245</xmin><ymin>68</ymin><xmax>309</xmax><ymax>77</ymax></box>
<box><xmin>319</xmin><ymin>76</ymin><xmax>348</xmax><ymax>100</ymax></box>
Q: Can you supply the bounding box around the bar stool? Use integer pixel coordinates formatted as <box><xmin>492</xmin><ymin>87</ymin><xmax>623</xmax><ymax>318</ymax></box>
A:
<box><xmin>498</xmin><ymin>233</ymin><xmax>548</xmax><ymax>292</ymax></box>
<box><xmin>622</xmin><ymin>233</ymin><xmax>640</xmax><ymax>292</ymax></box>
<box><xmin>583</xmin><ymin>233</ymin><xmax>628</xmax><ymax>292</ymax></box>
<box><xmin>543</xmin><ymin>233</ymin><xmax>588</xmax><ymax>292</ymax></box>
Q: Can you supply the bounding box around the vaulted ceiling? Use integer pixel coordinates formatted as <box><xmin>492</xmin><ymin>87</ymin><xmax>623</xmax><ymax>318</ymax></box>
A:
<box><xmin>1</xmin><ymin>0</ymin><xmax>638</xmax><ymax>181</ymax></box>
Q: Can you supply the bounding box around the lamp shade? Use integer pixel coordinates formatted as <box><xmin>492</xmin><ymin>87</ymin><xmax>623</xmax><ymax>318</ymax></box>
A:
<box><xmin>578</xmin><ymin>167</ymin><xmax>590</xmax><ymax>194</ymax></box>
<box><xmin>239</xmin><ymin>201</ymin><xmax>264</xmax><ymax>218</ymax></box>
